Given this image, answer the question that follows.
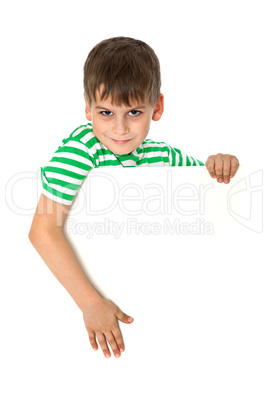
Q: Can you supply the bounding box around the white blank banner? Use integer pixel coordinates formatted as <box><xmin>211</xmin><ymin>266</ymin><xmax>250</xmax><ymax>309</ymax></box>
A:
<box><xmin>60</xmin><ymin>165</ymin><xmax>266</xmax><ymax>401</ymax></box>
<box><xmin>2</xmin><ymin>165</ymin><xmax>266</xmax><ymax>402</ymax></box>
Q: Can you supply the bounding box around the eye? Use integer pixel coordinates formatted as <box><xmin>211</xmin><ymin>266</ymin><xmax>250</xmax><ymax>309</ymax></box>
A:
<box><xmin>128</xmin><ymin>110</ymin><xmax>141</xmax><ymax>117</ymax></box>
<box><xmin>101</xmin><ymin>111</ymin><xmax>113</xmax><ymax>117</ymax></box>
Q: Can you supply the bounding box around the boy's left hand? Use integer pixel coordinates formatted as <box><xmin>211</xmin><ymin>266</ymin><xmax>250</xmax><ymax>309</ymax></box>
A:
<box><xmin>205</xmin><ymin>153</ymin><xmax>239</xmax><ymax>184</ymax></box>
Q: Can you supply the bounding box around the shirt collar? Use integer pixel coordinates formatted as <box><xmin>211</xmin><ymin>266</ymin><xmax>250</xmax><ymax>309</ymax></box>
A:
<box><xmin>115</xmin><ymin>145</ymin><xmax>143</xmax><ymax>163</ymax></box>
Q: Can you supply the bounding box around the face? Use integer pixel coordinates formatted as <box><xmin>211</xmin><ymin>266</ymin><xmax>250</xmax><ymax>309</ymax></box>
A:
<box><xmin>84</xmin><ymin>90</ymin><xmax>164</xmax><ymax>155</ymax></box>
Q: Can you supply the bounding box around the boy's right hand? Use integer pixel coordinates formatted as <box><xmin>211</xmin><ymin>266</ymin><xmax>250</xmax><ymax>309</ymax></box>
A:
<box><xmin>82</xmin><ymin>297</ymin><xmax>134</xmax><ymax>358</ymax></box>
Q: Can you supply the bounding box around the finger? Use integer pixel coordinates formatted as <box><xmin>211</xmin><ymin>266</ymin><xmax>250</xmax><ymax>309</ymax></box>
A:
<box><xmin>116</xmin><ymin>309</ymin><xmax>134</xmax><ymax>324</ymax></box>
<box><xmin>105</xmin><ymin>331</ymin><xmax>121</xmax><ymax>358</ymax></box>
<box><xmin>214</xmin><ymin>155</ymin><xmax>224</xmax><ymax>182</ymax></box>
<box><xmin>223</xmin><ymin>157</ymin><xmax>231</xmax><ymax>184</ymax></box>
<box><xmin>96</xmin><ymin>332</ymin><xmax>111</xmax><ymax>358</ymax></box>
<box><xmin>230</xmin><ymin>157</ymin><xmax>239</xmax><ymax>178</ymax></box>
<box><xmin>87</xmin><ymin>330</ymin><xmax>98</xmax><ymax>351</ymax></box>
<box><xmin>112</xmin><ymin>326</ymin><xmax>125</xmax><ymax>354</ymax></box>
<box><xmin>205</xmin><ymin>157</ymin><xmax>216</xmax><ymax>178</ymax></box>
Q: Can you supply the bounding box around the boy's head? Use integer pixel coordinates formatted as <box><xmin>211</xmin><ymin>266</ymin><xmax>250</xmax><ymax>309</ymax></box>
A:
<box><xmin>83</xmin><ymin>37</ymin><xmax>164</xmax><ymax>155</ymax></box>
<box><xmin>83</xmin><ymin>36</ymin><xmax>161</xmax><ymax>107</ymax></box>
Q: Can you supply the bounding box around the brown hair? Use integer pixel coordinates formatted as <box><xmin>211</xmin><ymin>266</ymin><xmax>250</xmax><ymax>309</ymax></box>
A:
<box><xmin>83</xmin><ymin>36</ymin><xmax>161</xmax><ymax>107</ymax></box>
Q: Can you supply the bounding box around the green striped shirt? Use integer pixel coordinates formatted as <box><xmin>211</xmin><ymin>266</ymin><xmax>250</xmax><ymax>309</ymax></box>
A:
<box><xmin>41</xmin><ymin>122</ymin><xmax>204</xmax><ymax>205</ymax></box>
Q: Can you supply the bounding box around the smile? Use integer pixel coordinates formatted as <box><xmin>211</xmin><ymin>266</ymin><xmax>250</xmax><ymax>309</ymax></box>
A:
<box><xmin>112</xmin><ymin>139</ymin><xmax>132</xmax><ymax>145</ymax></box>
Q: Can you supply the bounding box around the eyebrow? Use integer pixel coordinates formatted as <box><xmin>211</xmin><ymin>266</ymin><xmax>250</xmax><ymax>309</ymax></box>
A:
<box><xmin>95</xmin><ymin>105</ymin><xmax>147</xmax><ymax>110</ymax></box>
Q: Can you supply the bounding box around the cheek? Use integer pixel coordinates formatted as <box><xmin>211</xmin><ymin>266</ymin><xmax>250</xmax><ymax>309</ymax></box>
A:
<box><xmin>135</xmin><ymin>117</ymin><xmax>149</xmax><ymax>130</ymax></box>
<box><xmin>139</xmin><ymin>118</ymin><xmax>151</xmax><ymax>134</ymax></box>
<box><xmin>92</xmin><ymin>116</ymin><xmax>105</xmax><ymax>133</ymax></box>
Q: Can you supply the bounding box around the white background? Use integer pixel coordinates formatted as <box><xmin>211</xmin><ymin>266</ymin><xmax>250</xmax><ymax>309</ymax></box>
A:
<box><xmin>1</xmin><ymin>1</ymin><xmax>267</xmax><ymax>401</ymax></box>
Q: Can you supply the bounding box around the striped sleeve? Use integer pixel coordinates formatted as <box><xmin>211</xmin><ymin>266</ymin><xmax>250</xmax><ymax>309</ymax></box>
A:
<box><xmin>41</xmin><ymin>137</ymin><xmax>96</xmax><ymax>205</ymax></box>
<box><xmin>168</xmin><ymin>145</ymin><xmax>204</xmax><ymax>167</ymax></box>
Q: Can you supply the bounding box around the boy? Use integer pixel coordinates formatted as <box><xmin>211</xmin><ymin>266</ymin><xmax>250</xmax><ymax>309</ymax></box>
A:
<box><xmin>29</xmin><ymin>36</ymin><xmax>239</xmax><ymax>359</ymax></box>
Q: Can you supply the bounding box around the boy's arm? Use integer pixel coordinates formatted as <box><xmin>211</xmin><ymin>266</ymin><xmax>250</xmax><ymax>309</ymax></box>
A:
<box><xmin>28</xmin><ymin>194</ymin><xmax>134</xmax><ymax>358</ymax></box>
<box><xmin>205</xmin><ymin>153</ymin><xmax>239</xmax><ymax>183</ymax></box>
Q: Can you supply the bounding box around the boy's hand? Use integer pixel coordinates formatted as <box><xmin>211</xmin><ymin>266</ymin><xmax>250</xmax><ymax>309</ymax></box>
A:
<box><xmin>82</xmin><ymin>297</ymin><xmax>134</xmax><ymax>358</ymax></box>
<box><xmin>205</xmin><ymin>153</ymin><xmax>239</xmax><ymax>184</ymax></box>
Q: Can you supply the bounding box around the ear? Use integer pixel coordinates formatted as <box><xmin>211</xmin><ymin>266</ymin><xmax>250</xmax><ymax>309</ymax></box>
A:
<box><xmin>84</xmin><ymin>95</ymin><xmax>92</xmax><ymax>121</ymax></box>
<box><xmin>152</xmin><ymin>94</ymin><xmax>164</xmax><ymax>121</ymax></box>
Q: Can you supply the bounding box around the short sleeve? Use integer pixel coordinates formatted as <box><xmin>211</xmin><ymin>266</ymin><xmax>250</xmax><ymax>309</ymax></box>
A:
<box><xmin>41</xmin><ymin>137</ymin><xmax>97</xmax><ymax>205</ymax></box>
<box><xmin>168</xmin><ymin>145</ymin><xmax>204</xmax><ymax>167</ymax></box>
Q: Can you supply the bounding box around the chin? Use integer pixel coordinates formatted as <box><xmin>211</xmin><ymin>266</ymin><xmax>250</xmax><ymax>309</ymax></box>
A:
<box><xmin>113</xmin><ymin>146</ymin><xmax>135</xmax><ymax>155</ymax></box>
<box><xmin>115</xmin><ymin>150</ymin><xmax>131</xmax><ymax>156</ymax></box>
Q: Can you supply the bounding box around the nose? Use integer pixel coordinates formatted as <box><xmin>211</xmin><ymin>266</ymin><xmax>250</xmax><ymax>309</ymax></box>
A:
<box><xmin>112</xmin><ymin>117</ymin><xmax>130</xmax><ymax>137</ymax></box>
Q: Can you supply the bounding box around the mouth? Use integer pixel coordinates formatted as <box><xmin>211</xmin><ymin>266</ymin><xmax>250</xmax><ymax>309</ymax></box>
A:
<box><xmin>111</xmin><ymin>139</ymin><xmax>132</xmax><ymax>145</ymax></box>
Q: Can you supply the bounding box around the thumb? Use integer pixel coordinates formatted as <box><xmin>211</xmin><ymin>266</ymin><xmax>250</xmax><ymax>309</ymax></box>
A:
<box><xmin>116</xmin><ymin>309</ymin><xmax>134</xmax><ymax>324</ymax></box>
